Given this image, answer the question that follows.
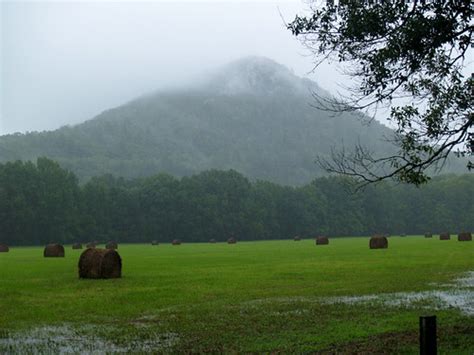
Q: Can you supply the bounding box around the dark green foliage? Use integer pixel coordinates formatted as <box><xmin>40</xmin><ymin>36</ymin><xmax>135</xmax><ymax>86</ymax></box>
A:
<box><xmin>288</xmin><ymin>1</ymin><xmax>473</xmax><ymax>185</ymax></box>
<box><xmin>0</xmin><ymin>158</ymin><xmax>473</xmax><ymax>246</ymax></box>
<box><xmin>0</xmin><ymin>158</ymin><xmax>79</xmax><ymax>245</ymax></box>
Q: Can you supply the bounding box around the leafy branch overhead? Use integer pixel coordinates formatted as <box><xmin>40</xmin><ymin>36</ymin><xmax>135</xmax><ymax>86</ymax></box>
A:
<box><xmin>288</xmin><ymin>0</ymin><xmax>473</xmax><ymax>185</ymax></box>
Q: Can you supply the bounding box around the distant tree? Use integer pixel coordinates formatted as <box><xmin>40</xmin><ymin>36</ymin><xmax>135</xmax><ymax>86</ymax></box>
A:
<box><xmin>136</xmin><ymin>173</ymin><xmax>180</xmax><ymax>241</ymax></box>
<box><xmin>35</xmin><ymin>157</ymin><xmax>80</xmax><ymax>243</ymax></box>
<box><xmin>0</xmin><ymin>158</ymin><xmax>80</xmax><ymax>245</ymax></box>
<box><xmin>288</xmin><ymin>0</ymin><xmax>473</xmax><ymax>186</ymax></box>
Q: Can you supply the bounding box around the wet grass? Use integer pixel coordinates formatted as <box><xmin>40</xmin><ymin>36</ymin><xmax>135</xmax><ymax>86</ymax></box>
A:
<box><xmin>0</xmin><ymin>236</ymin><xmax>473</xmax><ymax>353</ymax></box>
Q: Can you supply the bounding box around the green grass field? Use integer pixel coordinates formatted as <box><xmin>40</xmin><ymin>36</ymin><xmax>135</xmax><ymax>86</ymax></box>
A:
<box><xmin>1</xmin><ymin>237</ymin><xmax>473</xmax><ymax>353</ymax></box>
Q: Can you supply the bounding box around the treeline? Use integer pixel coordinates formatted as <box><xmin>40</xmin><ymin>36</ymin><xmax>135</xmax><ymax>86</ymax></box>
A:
<box><xmin>0</xmin><ymin>158</ymin><xmax>473</xmax><ymax>246</ymax></box>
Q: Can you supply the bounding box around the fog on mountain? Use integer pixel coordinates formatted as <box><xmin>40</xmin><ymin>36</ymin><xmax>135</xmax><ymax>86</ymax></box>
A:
<box><xmin>0</xmin><ymin>57</ymin><xmax>465</xmax><ymax>185</ymax></box>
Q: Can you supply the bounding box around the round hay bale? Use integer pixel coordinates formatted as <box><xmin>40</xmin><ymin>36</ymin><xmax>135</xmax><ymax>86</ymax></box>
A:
<box><xmin>172</xmin><ymin>239</ymin><xmax>181</xmax><ymax>245</ymax></box>
<box><xmin>72</xmin><ymin>243</ymin><xmax>82</xmax><ymax>250</ymax></box>
<box><xmin>424</xmin><ymin>233</ymin><xmax>432</xmax><ymax>238</ymax></box>
<box><xmin>209</xmin><ymin>239</ymin><xmax>216</xmax><ymax>243</ymax></box>
<box><xmin>316</xmin><ymin>236</ymin><xmax>329</xmax><ymax>245</ymax></box>
<box><xmin>44</xmin><ymin>243</ymin><xmax>65</xmax><ymax>257</ymax></box>
<box><xmin>0</xmin><ymin>244</ymin><xmax>9</xmax><ymax>253</ymax></box>
<box><xmin>227</xmin><ymin>237</ymin><xmax>237</xmax><ymax>244</ymax></box>
<box><xmin>458</xmin><ymin>232</ymin><xmax>472</xmax><ymax>242</ymax></box>
<box><xmin>439</xmin><ymin>232</ymin><xmax>451</xmax><ymax>240</ymax></box>
<box><xmin>78</xmin><ymin>248</ymin><xmax>121</xmax><ymax>279</ymax></box>
<box><xmin>106</xmin><ymin>241</ymin><xmax>118</xmax><ymax>250</ymax></box>
<box><xmin>86</xmin><ymin>242</ymin><xmax>96</xmax><ymax>248</ymax></box>
<box><xmin>151</xmin><ymin>240</ymin><xmax>159</xmax><ymax>245</ymax></box>
<box><xmin>293</xmin><ymin>236</ymin><xmax>301</xmax><ymax>241</ymax></box>
<box><xmin>369</xmin><ymin>236</ymin><xmax>388</xmax><ymax>249</ymax></box>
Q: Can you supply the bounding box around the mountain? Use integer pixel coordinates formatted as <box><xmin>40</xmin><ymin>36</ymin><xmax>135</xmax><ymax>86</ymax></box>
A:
<box><xmin>0</xmin><ymin>56</ymin><xmax>426</xmax><ymax>185</ymax></box>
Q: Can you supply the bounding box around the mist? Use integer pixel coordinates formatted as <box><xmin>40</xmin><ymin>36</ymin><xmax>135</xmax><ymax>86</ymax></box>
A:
<box><xmin>1</xmin><ymin>0</ymin><xmax>348</xmax><ymax>135</ymax></box>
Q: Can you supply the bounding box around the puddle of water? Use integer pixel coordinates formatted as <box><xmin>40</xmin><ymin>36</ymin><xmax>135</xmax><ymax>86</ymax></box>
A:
<box><xmin>326</xmin><ymin>271</ymin><xmax>474</xmax><ymax>316</ymax></box>
<box><xmin>329</xmin><ymin>290</ymin><xmax>474</xmax><ymax>315</ymax></box>
<box><xmin>270</xmin><ymin>309</ymin><xmax>309</xmax><ymax>317</ymax></box>
<box><xmin>453</xmin><ymin>271</ymin><xmax>474</xmax><ymax>288</ymax></box>
<box><xmin>241</xmin><ymin>271</ymin><xmax>474</xmax><ymax>317</ymax></box>
<box><xmin>0</xmin><ymin>325</ymin><xmax>179</xmax><ymax>354</ymax></box>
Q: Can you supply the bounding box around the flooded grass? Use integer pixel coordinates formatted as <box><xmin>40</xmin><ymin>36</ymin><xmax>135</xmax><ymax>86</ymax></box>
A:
<box><xmin>0</xmin><ymin>325</ymin><xmax>179</xmax><ymax>354</ymax></box>
<box><xmin>324</xmin><ymin>270</ymin><xmax>474</xmax><ymax>316</ymax></box>
<box><xmin>0</xmin><ymin>237</ymin><xmax>473</xmax><ymax>352</ymax></box>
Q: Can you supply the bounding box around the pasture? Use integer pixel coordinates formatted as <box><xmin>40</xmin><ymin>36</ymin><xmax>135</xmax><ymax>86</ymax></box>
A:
<box><xmin>0</xmin><ymin>237</ymin><xmax>473</xmax><ymax>353</ymax></box>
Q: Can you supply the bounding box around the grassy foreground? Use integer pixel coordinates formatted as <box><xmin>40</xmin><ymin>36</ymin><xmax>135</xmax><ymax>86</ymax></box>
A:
<box><xmin>0</xmin><ymin>237</ymin><xmax>473</xmax><ymax>353</ymax></box>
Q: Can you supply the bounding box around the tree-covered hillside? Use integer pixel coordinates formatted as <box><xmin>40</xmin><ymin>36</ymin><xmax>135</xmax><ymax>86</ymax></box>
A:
<box><xmin>0</xmin><ymin>57</ymin><xmax>467</xmax><ymax>185</ymax></box>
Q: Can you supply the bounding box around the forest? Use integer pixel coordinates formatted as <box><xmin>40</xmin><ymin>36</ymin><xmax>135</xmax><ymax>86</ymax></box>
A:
<box><xmin>0</xmin><ymin>157</ymin><xmax>473</xmax><ymax>246</ymax></box>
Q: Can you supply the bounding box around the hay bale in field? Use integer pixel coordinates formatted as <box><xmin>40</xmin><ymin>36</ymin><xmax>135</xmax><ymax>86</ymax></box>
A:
<box><xmin>172</xmin><ymin>239</ymin><xmax>181</xmax><ymax>245</ymax></box>
<box><xmin>106</xmin><ymin>241</ymin><xmax>118</xmax><ymax>250</ymax></box>
<box><xmin>209</xmin><ymin>239</ymin><xmax>216</xmax><ymax>243</ymax></box>
<box><xmin>439</xmin><ymin>232</ymin><xmax>451</xmax><ymax>240</ymax></box>
<box><xmin>86</xmin><ymin>242</ymin><xmax>96</xmax><ymax>248</ymax></box>
<box><xmin>78</xmin><ymin>248</ymin><xmax>121</xmax><ymax>279</ymax></box>
<box><xmin>72</xmin><ymin>243</ymin><xmax>82</xmax><ymax>249</ymax></box>
<box><xmin>293</xmin><ymin>236</ymin><xmax>301</xmax><ymax>241</ymax></box>
<box><xmin>316</xmin><ymin>236</ymin><xmax>329</xmax><ymax>245</ymax></box>
<box><xmin>0</xmin><ymin>244</ymin><xmax>9</xmax><ymax>252</ymax></box>
<box><xmin>227</xmin><ymin>237</ymin><xmax>237</xmax><ymax>244</ymax></box>
<box><xmin>369</xmin><ymin>236</ymin><xmax>388</xmax><ymax>249</ymax></box>
<box><xmin>44</xmin><ymin>243</ymin><xmax>65</xmax><ymax>257</ymax></box>
<box><xmin>151</xmin><ymin>240</ymin><xmax>159</xmax><ymax>245</ymax></box>
<box><xmin>458</xmin><ymin>232</ymin><xmax>472</xmax><ymax>242</ymax></box>
<box><xmin>424</xmin><ymin>233</ymin><xmax>432</xmax><ymax>238</ymax></box>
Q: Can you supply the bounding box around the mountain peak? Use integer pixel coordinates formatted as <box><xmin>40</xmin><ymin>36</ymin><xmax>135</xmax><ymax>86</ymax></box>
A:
<box><xmin>208</xmin><ymin>56</ymin><xmax>314</xmax><ymax>96</ymax></box>
<box><xmin>226</xmin><ymin>56</ymin><xmax>293</xmax><ymax>75</ymax></box>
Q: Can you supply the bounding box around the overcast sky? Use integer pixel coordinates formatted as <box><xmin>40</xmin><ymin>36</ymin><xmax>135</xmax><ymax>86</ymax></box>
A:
<box><xmin>2</xmin><ymin>0</ymin><xmax>352</xmax><ymax>135</ymax></box>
